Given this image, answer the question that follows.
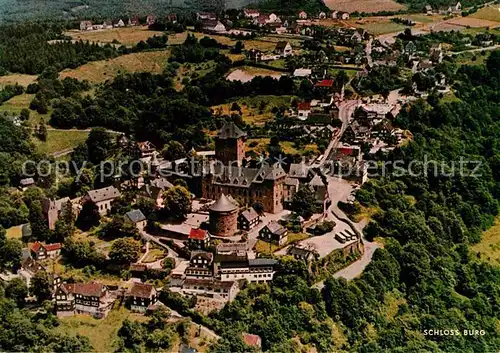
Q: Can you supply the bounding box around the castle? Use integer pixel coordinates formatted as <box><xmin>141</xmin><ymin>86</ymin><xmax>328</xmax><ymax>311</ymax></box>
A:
<box><xmin>201</xmin><ymin>122</ymin><xmax>287</xmax><ymax>214</ymax></box>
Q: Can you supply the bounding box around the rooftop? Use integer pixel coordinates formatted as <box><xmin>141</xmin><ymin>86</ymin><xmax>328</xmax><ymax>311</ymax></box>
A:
<box><xmin>209</xmin><ymin>193</ymin><xmax>238</xmax><ymax>213</ymax></box>
<box><xmin>128</xmin><ymin>283</ymin><xmax>155</xmax><ymax>298</ymax></box>
<box><xmin>189</xmin><ymin>228</ymin><xmax>209</xmax><ymax>241</ymax></box>
<box><xmin>125</xmin><ymin>209</ymin><xmax>146</xmax><ymax>223</ymax></box>
<box><xmin>87</xmin><ymin>186</ymin><xmax>120</xmax><ymax>203</ymax></box>
<box><xmin>216</xmin><ymin>122</ymin><xmax>247</xmax><ymax>140</ymax></box>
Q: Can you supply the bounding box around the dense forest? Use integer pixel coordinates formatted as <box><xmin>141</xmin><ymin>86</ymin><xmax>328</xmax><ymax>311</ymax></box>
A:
<box><xmin>0</xmin><ymin>23</ymin><xmax>119</xmax><ymax>75</ymax></box>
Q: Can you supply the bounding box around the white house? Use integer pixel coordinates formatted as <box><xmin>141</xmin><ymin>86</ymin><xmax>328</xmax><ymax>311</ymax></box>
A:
<box><xmin>297</xmin><ymin>10</ymin><xmax>307</xmax><ymax>19</ymax></box>
<box><xmin>83</xmin><ymin>186</ymin><xmax>121</xmax><ymax>215</ymax></box>
<box><xmin>297</xmin><ymin>102</ymin><xmax>311</xmax><ymax>120</ymax></box>
<box><xmin>243</xmin><ymin>8</ymin><xmax>260</xmax><ymax>18</ymax></box>
<box><xmin>275</xmin><ymin>41</ymin><xmax>293</xmax><ymax>57</ymax></box>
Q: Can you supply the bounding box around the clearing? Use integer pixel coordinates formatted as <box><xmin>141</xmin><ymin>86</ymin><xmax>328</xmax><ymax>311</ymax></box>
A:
<box><xmin>0</xmin><ymin>93</ymin><xmax>50</xmax><ymax>124</ymax></box>
<box><xmin>0</xmin><ymin>74</ymin><xmax>37</xmax><ymax>87</ymax></box>
<box><xmin>65</xmin><ymin>26</ymin><xmax>165</xmax><ymax>46</ymax></box>
<box><xmin>34</xmin><ymin>130</ymin><xmax>89</xmax><ymax>154</ymax></box>
<box><xmin>470</xmin><ymin>5</ymin><xmax>500</xmax><ymax>23</ymax></box>
<box><xmin>173</xmin><ymin>61</ymin><xmax>217</xmax><ymax>91</ymax></box>
<box><xmin>472</xmin><ymin>217</ymin><xmax>500</xmax><ymax>267</ymax></box>
<box><xmin>55</xmin><ymin>305</ymin><xmax>149</xmax><ymax>352</ymax></box>
<box><xmin>246</xmin><ymin>137</ymin><xmax>318</xmax><ymax>156</ymax></box>
<box><xmin>444</xmin><ymin>16</ymin><xmax>500</xmax><ymax>29</ymax></box>
<box><xmin>60</xmin><ymin>50</ymin><xmax>170</xmax><ymax>83</ymax></box>
<box><xmin>351</xmin><ymin>18</ymin><xmax>406</xmax><ymax>35</ymax></box>
<box><xmin>226</xmin><ymin>66</ymin><xmax>283</xmax><ymax>83</ymax></box>
<box><xmin>323</xmin><ymin>0</ymin><xmax>405</xmax><ymax>13</ymax></box>
<box><xmin>5</xmin><ymin>225</ymin><xmax>23</xmax><ymax>239</ymax></box>
<box><xmin>211</xmin><ymin>95</ymin><xmax>294</xmax><ymax>125</ymax></box>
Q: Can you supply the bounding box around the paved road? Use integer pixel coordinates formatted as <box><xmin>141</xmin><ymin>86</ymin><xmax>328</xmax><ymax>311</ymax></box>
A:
<box><xmin>365</xmin><ymin>37</ymin><xmax>373</xmax><ymax>68</ymax></box>
<box><xmin>318</xmin><ymin>99</ymin><xmax>359</xmax><ymax>167</ymax></box>
<box><xmin>449</xmin><ymin>44</ymin><xmax>500</xmax><ymax>55</ymax></box>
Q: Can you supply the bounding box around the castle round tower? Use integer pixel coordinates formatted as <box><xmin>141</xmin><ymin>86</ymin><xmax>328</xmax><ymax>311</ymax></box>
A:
<box><xmin>209</xmin><ymin>193</ymin><xmax>238</xmax><ymax>237</ymax></box>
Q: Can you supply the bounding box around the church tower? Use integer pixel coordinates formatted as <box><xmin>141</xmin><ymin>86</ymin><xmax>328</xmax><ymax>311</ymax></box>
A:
<box><xmin>215</xmin><ymin>122</ymin><xmax>247</xmax><ymax>166</ymax></box>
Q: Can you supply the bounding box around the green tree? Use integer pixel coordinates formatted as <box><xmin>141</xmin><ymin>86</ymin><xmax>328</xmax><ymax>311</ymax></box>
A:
<box><xmin>161</xmin><ymin>141</ymin><xmax>185</xmax><ymax>161</ymax></box>
<box><xmin>109</xmin><ymin>237</ymin><xmax>141</xmax><ymax>264</ymax></box>
<box><xmin>76</xmin><ymin>202</ymin><xmax>100</xmax><ymax>231</ymax></box>
<box><xmin>30</xmin><ymin>270</ymin><xmax>52</xmax><ymax>303</ymax></box>
<box><xmin>162</xmin><ymin>186</ymin><xmax>192</xmax><ymax>221</ymax></box>
<box><xmin>291</xmin><ymin>185</ymin><xmax>317</xmax><ymax>220</ymax></box>
<box><xmin>86</xmin><ymin>127</ymin><xmax>113</xmax><ymax>164</ymax></box>
<box><xmin>0</xmin><ymin>238</ymin><xmax>22</xmax><ymax>269</ymax></box>
<box><xmin>28</xmin><ymin>200</ymin><xmax>51</xmax><ymax>241</ymax></box>
<box><xmin>5</xmin><ymin>278</ymin><xmax>28</xmax><ymax>307</ymax></box>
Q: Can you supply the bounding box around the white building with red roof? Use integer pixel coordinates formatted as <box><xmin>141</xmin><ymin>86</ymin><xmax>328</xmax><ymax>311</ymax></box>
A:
<box><xmin>30</xmin><ymin>242</ymin><xmax>62</xmax><ymax>260</ymax></box>
<box><xmin>297</xmin><ymin>102</ymin><xmax>311</xmax><ymax>120</ymax></box>
<box><xmin>187</xmin><ymin>228</ymin><xmax>210</xmax><ymax>249</ymax></box>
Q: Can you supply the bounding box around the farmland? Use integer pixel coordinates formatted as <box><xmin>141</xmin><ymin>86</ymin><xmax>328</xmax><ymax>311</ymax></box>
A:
<box><xmin>60</xmin><ymin>50</ymin><xmax>170</xmax><ymax>83</ymax></box>
<box><xmin>470</xmin><ymin>5</ymin><xmax>500</xmax><ymax>23</ymax></box>
<box><xmin>472</xmin><ymin>216</ymin><xmax>500</xmax><ymax>266</ymax></box>
<box><xmin>0</xmin><ymin>74</ymin><xmax>36</xmax><ymax>87</ymax></box>
<box><xmin>323</xmin><ymin>0</ymin><xmax>405</xmax><ymax>13</ymax></box>
<box><xmin>65</xmin><ymin>26</ymin><xmax>165</xmax><ymax>46</ymax></box>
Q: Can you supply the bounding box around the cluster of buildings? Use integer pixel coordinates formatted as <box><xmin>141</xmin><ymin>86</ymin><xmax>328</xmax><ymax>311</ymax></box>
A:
<box><xmin>79</xmin><ymin>15</ymin><xmax>158</xmax><ymax>31</ymax></box>
<box><xmin>425</xmin><ymin>2</ymin><xmax>462</xmax><ymax>15</ymax></box>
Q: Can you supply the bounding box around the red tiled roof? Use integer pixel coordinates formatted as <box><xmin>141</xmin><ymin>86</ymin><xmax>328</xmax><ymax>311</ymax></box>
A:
<box><xmin>44</xmin><ymin>243</ymin><xmax>62</xmax><ymax>252</ymax></box>
<box><xmin>189</xmin><ymin>228</ymin><xmax>208</xmax><ymax>240</ymax></box>
<box><xmin>297</xmin><ymin>102</ymin><xmax>311</xmax><ymax>110</ymax></box>
<box><xmin>315</xmin><ymin>79</ymin><xmax>334</xmax><ymax>87</ymax></box>
<box><xmin>30</xmin><ymin>242</ymin><xmax>42</xmax><ymax>253</ymax></box>
<box><xmin>243</xmin><ymin>333</ymin><xmax>262</xmax><ymax>347</ymax></box>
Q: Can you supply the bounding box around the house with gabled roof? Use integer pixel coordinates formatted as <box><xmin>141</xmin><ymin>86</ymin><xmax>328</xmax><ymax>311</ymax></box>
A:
<box><xmin>137</xmin><ymin>177</ymin><xmax>173</xmax><ymax>207</ymax></box>
<box><xmin>188</xmin><ymin>228</ymin><xmax>210</xmax><ymax>249</ymax></box>
<box><xmin>259</xmin><ymin>221</ymin><xmax>288</xmax><ymax>245</ymax></box>
<box><xmin>30</xmin><ymin>242</ymin><xmax>62</xmax><ymax>260</ymax></box>
<box><xmin>238</xmin><ymin>208</ymin><xmax>260</xmax><ymax>231</ymax></box>
<box><xmin>243</xmin><ymin>8</ymin><xmax>260</xmax><ymax>18</ymax></box>
<box><xmin>125</xmin><ymin>209</ymin><xmax>147</xmax><ymax>230</ymax></box>
<box><xmin>55</xmin><ymin>281</ymin><xmax>113</xmax><ymax>318</ymax></box>
<box><xmin>275</xmin><ymin>41</ymin><xmax>293</xmax><ymax>57</ymax></box>
<box><xmin>83</xmin><ymin>186</ymin><xmax>121</xmax><ymax>215</ymax></box>
<box><xmin>146</xmin><ymin>15</ymin><xmax>157</xmax><ymax>25</ymax></box>
<box><xmin>185</xmin><ymin>250</ymin><xmax>214</xmax><ymax>279</ymax></box>
<box><xmin>126</xmin><ymin>283</ymin><xmax>158</xmax><ymax>313</ymax></box>
<box><xmin>297</xmin><ymin>10</ymin><xmax>307</xmax><ymax>19</ymax></box>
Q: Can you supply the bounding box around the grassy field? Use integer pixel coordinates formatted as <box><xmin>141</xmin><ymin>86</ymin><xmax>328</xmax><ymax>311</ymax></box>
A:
<box><xmin>34</xmin><ymin>130</ymin><xmax>89</xmax><ymax>154</ymax></box>
<box><xmin>470</xmin><ymin>5</ymin><xmax>500</xmax><ymax>23</ymax></box>
<box><xmin>65</xmin><ymin>26</ymin><xmax>166</xmax><ymax>46</ymax></box>
<box><xmin>403</xmin><ymin>14</ymin><xmax>444</xmax><ymax>24</ymax></box>
<box><xmin>5</xmin><ymin>225</ymin><xmax>23</xmax><ymax>239</ymax></box>
<box><xmin>212</xmin><ymin>95</ymin><xmax>294</xmax><ymax>125</ymax></box>
<box><xmin>360</xmin><ymin>21</ymin><xmax>406</xmax><ymax>35</ymax></box>
<box><xmin>55</xmin><ymin>305</ymin><xmax>149</xmax><ymax>352</ymax></box>
<box><xmin>246</xmin><ymin>137</ymin><xmax>318</xmax><ymax>156</ymax></box>
<box><xmin>323</xmin><ymin>0</ymin><xmax>405</xmax><ymax>13</ymax></box>
<box><xmin>60</xmin><ymin>50</ymin><xmax>170</xmax><ymax>83</ymax></box>
<box><xmin>472</xmin><ymin>217</ymin><xmax>500</xmax><ymax>266</ymax></box>
<box><xmin>255</xmin><ymin>232</ymin><xmax>311</xmax><ymax>255</ymax></box>
<box><xmin>0</xmin><ymin>93</ymin><xmax>50</xmax><ymax>125</ymax></box>
<box><xmin>0</xmin><ymin>74</ymin><xmax>37</xmax><ymax>87</ymax></box>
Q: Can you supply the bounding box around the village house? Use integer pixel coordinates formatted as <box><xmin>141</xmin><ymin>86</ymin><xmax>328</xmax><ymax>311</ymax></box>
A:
<box><xmin>216</xmin><ymin>242</ymin><xmax>247</xmax><ymax>256</ymax></box>
<box><xmin>83</xmin><ymin>186</ymin><xmax>121</xmax><ymax>215</ymax></box>
<box><xmin>188</xmin><ymin>228</ymin><xmax>211</xmax><ymax>249</ymax></box>
<box><xmin>197</xmin><ymin>12</ymin><xmax>217</xmax><ymax>21</ymax></box>
<box><xmin>124</xmin><ymin>209</ymin><xmax>147</xmax><ymax>230</ymax></box>
<box><xmin>30</xmin><ymin>242</ymin><xmax>62</xmax><ymax>260</ymax></box>
<box><xmin>20</xmin><ymin>177</ymin><xmax>35</xmax><ymax>190</ymax></box>
<box><xmin>113</xmin><ymin>19</ymin><xmax>125</xmax><ymax>27</ymax></box>
<box><xmin>275</xmin><ymin>41</ymin><xmax>293</xmax><ymax>57</ymax></box>
<box><xmin>288</xmin><ymin>245</ymin><xmax>317</xmax><ymax>262</ymax></box>
<box><xmin>318</xmin><ymin>11</ymin><xmax>327</xmax><ymax>19</ymax></box>
<box><xmin>259</xmin><ymin>221</ymin><xmax>288</xmax><ymax>245</ymax></box>
<box><xmin>293</xmin><ymin>68</ymin><xmax>312</xmax><ymax>77</ymax></box>
<box><xmin>215</xmin><ymin>254</ymin><xmax>277</xmax><ymax>283</ymax></box>
<box><xmin>201</xmin><ymin>20</ymin><xmax>226</xmax><ymax>33</ymax></box>
<box><xmin>126</xmin><ymin>282</ymin><xmax>158</xmax><ymax>313</ymax></box>
<box><xmin>425</xmin><ymin>5</ymin><xmax>433</xmax><ymax>14</ymax></box>
<box><xmin>297</xmin><ymin>102</ymin><xmax>312</xmax><ymax>120</ymax></box>
<box><xmin>166</xmin><ymin>13</ymin><xmax>177</xmax><ymax>23</ymax></box>
<box><xmin>243</xmin><ymin>8</ymin><xmax>260</xmax><ymax>18</ymax></box>
<box><xmin>297</xmin><ymin>10</ymin><xmax>307</xmax><ymax>19</ymax></box>
<box><xmin>55</xmin><ymin>281</ymin><xmax>113</xmax><ymax>318</ymax></box>
<box><xmin>137</xmin><ymin>141</ymin><xmax>156</xmax><ymax>158</ymax></box>
<box><xmin>332</xmin><ymin>11</ymin><xmax>350</xmax><ymax>20</ymax></box>
<box><xmin>128</xmin><ymin>16</ymin><xmax>140</xmax><ymax>26</ymax></box>
<box><xmin>238</xmin><ymin>208</ymin><xmax>260</xmax><ymax>231</ymax></box>
<box><xmin>79</xmin><ymin>20</ymin><xmax>93</xmax><ymax>31</ymax></box>
<box><xmin>185</xmin><ymin>251</ymin><xmax>214</xmax><ymax>279</ymax></box>
<box><xmin>146</xmin><ymin>15</ymin><xmax>157</xmax><ymax>25</ymax></box>
<box><xmin>137</xmin><ymin>177</ymin><xmax>173</xmax><ymax>207</ymax></box>
<box><xmin>180</xmin><ymin>278</ymin><xmax>239</xmax><ymax>302</ymax></box>
<box><xmin>246</xmin><ymin>48</ymin><xmax>263</xmax><ymax>62</ymax></box>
